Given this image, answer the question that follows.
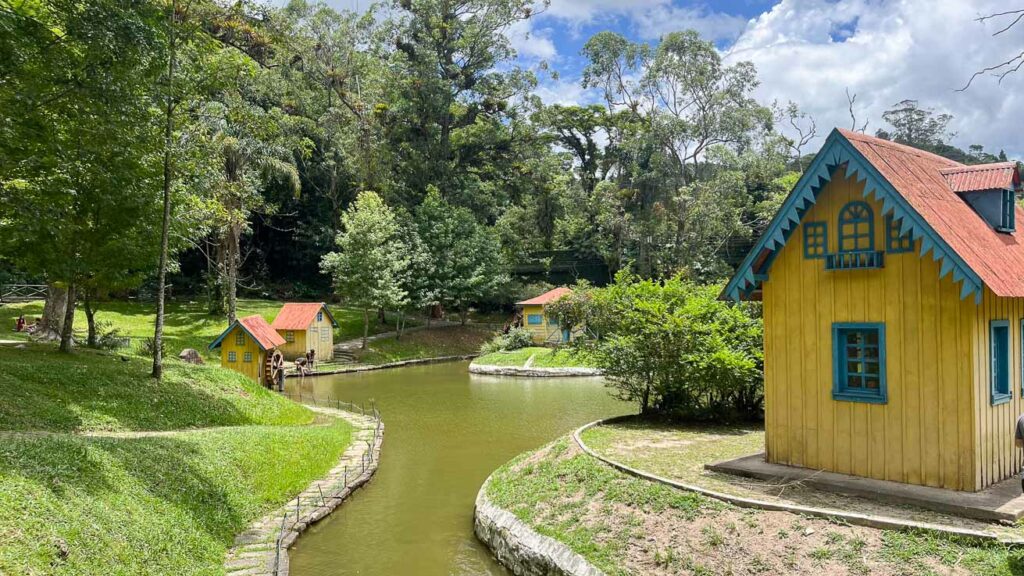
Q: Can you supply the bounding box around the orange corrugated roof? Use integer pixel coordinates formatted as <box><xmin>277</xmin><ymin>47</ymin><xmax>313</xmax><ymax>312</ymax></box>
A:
<box><xmin>517</xmin><ymin>287</ymin><xmax>572</xmax><ymax>306</ymax></box>
<box><xmin>940</xmin><ymin>162</ymin><xmax>1018</xmax><ymax>193</ymax></box>
<box><xmin>239</xmin><ymin>315</ymin><xmax>286</xmax><ymax>350</ymax></box>
<box><xmin>270</xmin><ymin>302</ymin><xmax>335</xmax><ymax>330</ymax></box>
<box><xmin>839</xmin><ymin>129</ymin><xmax>1024</xmax><ymax>297</ymax></box>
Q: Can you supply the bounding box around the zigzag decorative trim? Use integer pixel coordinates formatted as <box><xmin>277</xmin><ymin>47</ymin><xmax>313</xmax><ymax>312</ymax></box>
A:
<box><xmin>724</xmin><ymin>130</ymin><xmax>984</xmax><ymax>304</ymax></box>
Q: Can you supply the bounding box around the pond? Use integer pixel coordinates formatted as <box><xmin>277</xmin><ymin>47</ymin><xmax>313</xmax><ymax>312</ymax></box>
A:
<box><xmin>286</xmin><ymin>361</ymin><xmax>631</xmax><ymax>576</ymax></box>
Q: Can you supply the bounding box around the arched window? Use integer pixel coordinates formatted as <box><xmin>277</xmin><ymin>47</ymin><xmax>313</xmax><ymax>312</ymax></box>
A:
<box><xmin>838</xmin><ymin>201</ymin><xmax>874</xmax><ymax>253</ymax></box>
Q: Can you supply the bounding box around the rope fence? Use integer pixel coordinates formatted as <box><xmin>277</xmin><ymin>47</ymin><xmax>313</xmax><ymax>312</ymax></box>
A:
<box><xmin>270</xmin><ymin>394</ymin><xmax>383</xmax><ymax>576</ymax></box>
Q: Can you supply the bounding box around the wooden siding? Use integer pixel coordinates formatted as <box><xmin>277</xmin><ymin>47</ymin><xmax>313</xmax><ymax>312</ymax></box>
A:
<box><xmin>763</xmin><ymin>167</ymin><xmax>981</xmax><ymax>491</ymax></box>
<box><xmin>220</xmin><ymin>326</ymin><xmax>267</xmax><ymax>385</ymax></box>
<box><xmin>521</xmin><ymin>304</ymin><xmax>564</xmax><ymax>344</ymax></box>
<box><xmin>274</xmin><ymin>314</ymin><xmax>334</xmax><ymax>361</ymax></box>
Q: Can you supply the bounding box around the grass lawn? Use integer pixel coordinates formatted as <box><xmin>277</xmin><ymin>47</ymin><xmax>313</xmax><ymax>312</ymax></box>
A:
<box><xmin>0</xmin><ymin>299</ymin><xmax>419</xmax><ymax>359</ymax></box>
<box><xmin>352</xmin><ymin>325</ymin><xmax>493</xmax><ymax>365</ymax></box>
<box><xmin>475</xmin><ymin>346</ymin><xmax>596</xmax><ymax>368</ymax></box>
<box><xmin>487</xmin><ymin>437</ymin><xmax>1024</xmax><ymax>576</ymax></box>
<box><xmin>0</xmin><ymin>344</ymin><xmax>354</xmax><ymax>575</ymax></box>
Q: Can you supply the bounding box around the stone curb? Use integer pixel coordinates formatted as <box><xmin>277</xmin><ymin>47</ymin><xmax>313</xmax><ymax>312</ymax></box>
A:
<box><xmin>223</xmin><ymin>406</ymin><xmax>385</xmax><ymax>576</ymax></box>
<box><xmin>573</xmin><ymin>415</ymin><xmax>1024</xmax><ymax>546</ymax></box>
<box><xmin>474</xmin><ymin>475</ymin><xmax>606</xmax><ymax>576</ymax></box>
<box><xmin>287</xmin><ymin>355</ymin><xmax>477</xmax><ymax>378</ymax></box>
<box><xmin>468</xmin><ymin>363</ymin><xmax>604</xmax><ymax>377</ymax></box>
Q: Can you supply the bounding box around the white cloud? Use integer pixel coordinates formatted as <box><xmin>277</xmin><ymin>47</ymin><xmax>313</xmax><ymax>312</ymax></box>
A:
<box><xmin>507</xmin><ymin>19</ymin><xmax>558</xmax><ymax>60</ymax></box>
<box><xmin>541</xmin><ymin>0</ymin><xmax>748</xmax><ymax>43</ymax></box>
<box><xmin>727</xmin><ymin>0</ymin><xmax>1024</xmax><ymax>157</ymax></box>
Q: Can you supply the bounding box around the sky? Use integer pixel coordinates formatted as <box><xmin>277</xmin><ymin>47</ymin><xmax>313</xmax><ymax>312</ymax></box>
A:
<box><xmin>320</xmin><ymin>0</ymin><xmax>1024</xmax><ymax>158</ymax></box>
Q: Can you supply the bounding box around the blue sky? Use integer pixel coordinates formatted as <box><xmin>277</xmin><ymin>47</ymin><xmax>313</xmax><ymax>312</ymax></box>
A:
<box><xmin>316</xmin><ymin>0</ymin><xmax>1024</xmax><ymax>157</ymax></box>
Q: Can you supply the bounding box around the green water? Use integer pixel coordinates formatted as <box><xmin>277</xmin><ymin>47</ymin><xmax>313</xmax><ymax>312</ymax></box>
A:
<box><xmin>286</xmin><ymin>361</ymin><xmax>630</xmax><ymax>576</ymax></box>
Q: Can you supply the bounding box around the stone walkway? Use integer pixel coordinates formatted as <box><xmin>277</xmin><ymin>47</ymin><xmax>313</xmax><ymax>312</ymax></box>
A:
<box><xmin>223</xmin><ymin>405</ymin><xmax>384</xmax><ymax>576</ymax></box>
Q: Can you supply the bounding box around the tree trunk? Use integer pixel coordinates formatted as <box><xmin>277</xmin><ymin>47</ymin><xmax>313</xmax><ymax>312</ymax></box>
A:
<box><xmin>459</xmin><ymin>306</ymin><xmax>468</xmax><ymax>326</ymax></box>
<box><xmin>361</xmin><ymin>308</ymin><xmax>369</xmax><ymax>350</ymax></box>
<box><xmin>152</xmin><ymin>0</ymin><xmax>177</xmax><ymax>379</ymax></box>
<box><xmin>223</xmin><ymin>225</ymin><xmax>239</xmax><ymax>323</ymax></box>
<box><xmin>84</xmin><ymin>291</ymin><xmax>98</xmax><ymax>348</ymax></box>
<box><xmin>41</xmin><ymin>283</ymin><xmax>67</xmax><ymax>335</ymax></box>
<box><xmin>396</xmin><ymin>311</ymin><xmax>405</xmax><ymax>340</ymax></box>
<box><xmin>59</xmin><ymin>284</ymin><xmax>76</xmax><ymax>353</ymax></box>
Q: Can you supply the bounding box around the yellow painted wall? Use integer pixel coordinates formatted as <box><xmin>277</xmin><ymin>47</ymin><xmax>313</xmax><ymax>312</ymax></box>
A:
<box><xmin>521</xmin><ymin>304</ymin><xmax>566</xmax><ymax>344</ymax></box>
<box><xmin>762</xmin><ymin>166</ymin><xmax>993</xmax><ymax>491</ymax></box>
<box><xmin>274</xmin><ymin>309</ymin><xmax>335</xmax><ymax>361</ymax></box>
<box><xmin>220</xmin><ymin>326</ymin><xmax>268</xmax><ymax>385</ymax></box>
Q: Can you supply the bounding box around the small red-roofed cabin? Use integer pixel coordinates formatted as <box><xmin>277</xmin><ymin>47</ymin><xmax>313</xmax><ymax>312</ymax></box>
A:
<box><xmin>270</xmin><ymin>303</ymin><xmax>338</xmax><ymax>361</ymax></box>
<box><xmin>516</xmin><ymin>287</ymin><xmax>573</xmax><ymax>344</ymax></box>
<box><xmin>209</xmin><ymin>315</ymin><xmax>286</xmax><ymax>385</ymax></box>
<box><xmin>724</xmin><ymin>128</ymin><xmax>1024</xmax><ymax>492</ymax></box>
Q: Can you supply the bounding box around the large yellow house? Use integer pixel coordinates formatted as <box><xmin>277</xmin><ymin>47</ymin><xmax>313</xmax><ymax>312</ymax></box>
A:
<box><xmin>725</xmin><ymin>128</ymin><xmax>1024</xmax><ymax>492</ymax></box>
<box><xmin>209</xmin><ymin>315</ymin><xmax>286</xmax><ymax>386</ymax></box>
<box><xmin>517</xmin><ymin>287</ymin><xmax>572</xmax><ymax>344</ymax></box>
<box><xmin>270</xmin><ymin>302</ymin><xmax>337</xmax><ymax>361</ymax></box>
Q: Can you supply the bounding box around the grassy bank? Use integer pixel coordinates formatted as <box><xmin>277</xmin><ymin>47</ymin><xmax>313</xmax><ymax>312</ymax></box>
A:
<box><xmin>352</xmin><ymin>325</ymin><xmax>492</xmax><ymax>365</ymax></box>
<box><xmin>474</xmin><ymin>346</ymin><xmax>595</xmax><ymax>368</ymax></box>
<box><xmin>0</xmin><ymin>345</ymin><xmax>353</xmax><ymax>575</ymax></box>
<box><xmin>0</xmin><ymin>299</ymin><xmax>416</xmax><ymax>358</ymax></box>
<box><xmin>487</xmin><ymin>437</ymin><xmax>1024</xmax><ymax>576</ymax></box>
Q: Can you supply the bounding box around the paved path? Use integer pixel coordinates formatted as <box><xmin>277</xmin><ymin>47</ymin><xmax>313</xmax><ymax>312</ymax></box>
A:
<box><xmin>223</xmin><ymin>405</ymin><xmax>384</xmax><ymax>576</ymax></box>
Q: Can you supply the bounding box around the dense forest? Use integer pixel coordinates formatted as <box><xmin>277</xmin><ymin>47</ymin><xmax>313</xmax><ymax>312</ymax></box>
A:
<box><xmin>0</xmin><ymin>0</ymin><xmax>1010</xmax><ymax>356</ymax></box>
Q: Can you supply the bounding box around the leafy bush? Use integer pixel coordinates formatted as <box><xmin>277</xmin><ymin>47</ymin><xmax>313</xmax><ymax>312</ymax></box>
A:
<box><xmin>480</xmin><ymin>327</ymin><xmax>534</xmax><ymax>355</ymax></box>
<box><xmin>566</xmin><ymin>272</ymin><xmax>763</xmax><ymax>421</ymax></box>
<box><xmin>93</xmin><ymin>321</ymin><xmax>130</xmax><ymax>350</ymax></box>
<box><xmin>137</xmin><ymin>336</ymin><xmax>164</xmax><ymax>358</ymax></box>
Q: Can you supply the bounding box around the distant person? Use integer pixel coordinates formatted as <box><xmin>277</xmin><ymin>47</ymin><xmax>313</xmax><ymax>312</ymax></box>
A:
<box><xmin>306</xmin><ymin>349</ymin><xmax>316</xmax><ymax>371</ymax></box>
<box><xmin>14</xmin><ymin>315</ymin><xmax>25</xmax><ymax>332</ymax></box>
<box><xmin>25</xmin><ymin>317</ymin><xmax>41</xmax><ymax>334</ymax></box>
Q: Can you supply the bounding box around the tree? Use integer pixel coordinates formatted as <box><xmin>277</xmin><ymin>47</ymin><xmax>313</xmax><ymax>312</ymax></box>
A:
<box><xmin>876</xmin><ymin>99</ymin><xmax>954</xmax><ymax>149</ymax></box>
<box><xmin>568</xmin><ymin>273</ymin><xmax>763</xmax><ymax>420</ymax></box>
<box><xmin>321</xmin><ymin>191</ymin><xmax>408</xmax><ymax>348</ymax></box>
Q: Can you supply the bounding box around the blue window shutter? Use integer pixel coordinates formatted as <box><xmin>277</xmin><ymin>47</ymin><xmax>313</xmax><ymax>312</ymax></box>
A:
<box><xmin>991</xmin><ymin>320</ymin><xmax>1011</xmax><ymax>405</ymax></box>
<box><xmin>527</xmin><ymin>314</ymin><xmax>543</xmax><ymax>325</ymax></box>
<box><xmin>803</xmin><ymin>221</ymin><xmax>828</xmax><ymax>259</ymax></box>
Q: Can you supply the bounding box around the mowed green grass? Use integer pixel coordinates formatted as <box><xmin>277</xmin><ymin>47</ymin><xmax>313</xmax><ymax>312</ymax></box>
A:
<box><xmin>353</xmin><ymin>325</ymin><xmax>493</xmax><ymax>365</ymax></box>
<box><xmin>0</xmin><ymin>345</ymin><xmax>353</xmax><ymax>575</ymax></box>
<box><xmin>474</xmin><ymin>346</ymin><xmax>596</xmax><ymax>368</ymax></box>
<box><xmin>0</xmin><ymin>299</ymin><xmax>415</xmax><ymax>357</ymax></box>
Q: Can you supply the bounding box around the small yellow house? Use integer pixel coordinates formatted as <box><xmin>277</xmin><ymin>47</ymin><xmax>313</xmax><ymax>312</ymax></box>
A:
<box><xmin>517</xmin><ymin>287</ymin><xmax>573</xmax><ymax>344</ymax></box>
<box><xmin>725</xmin><ymin>128</ymin><xmax>1024</xmax><ymax>492</ymax></box>
<box><xmin>209</xmin><ymin>315</ymin><xmax>285</xmax><ymax>386</ymax></box>
<box><xmin>270</xmin><ymin>302</ymin><xmax>337</xmax><ymax>361</ymax></box>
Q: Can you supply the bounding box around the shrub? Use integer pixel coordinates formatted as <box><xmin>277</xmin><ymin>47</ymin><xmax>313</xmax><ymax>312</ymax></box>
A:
<box><xmin>567</xmin><ymin>272</ymin><xmax>763</xmax><ymax>421</ymax></box>
<box><xmin>480</xmin><ymin>327</ymin><xmax>534</xmax><ymax>355</ymax></box>
<box><xmin>137</xmin><ymin>336</ymin><xmax>165</xmax><ymax>358</ymax></box>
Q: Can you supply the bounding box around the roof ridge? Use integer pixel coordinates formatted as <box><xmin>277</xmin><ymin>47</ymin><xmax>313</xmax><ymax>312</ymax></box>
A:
<box><xmin>940</xmin><ymin>162</ymin><xmax>1016</xmax><ymax>174</ymax></box>
<box><xmin>837</xmin><ymin>128</ymin><xmax>962</xmax><ymax>167</ymax></box>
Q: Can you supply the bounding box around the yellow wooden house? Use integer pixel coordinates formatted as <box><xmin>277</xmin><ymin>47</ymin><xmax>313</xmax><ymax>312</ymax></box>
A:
<box><xmin>270</xmin><ymin>302</ymin><xmax>337</xmax><ymax>361</ymax></box>
<box><xmin>517</xmin><ymin>287</ymin><xmax>573</xmax><ymax>344</ymax></box>
<box><xmin>209</xmin><ymin>315</ymin><xmax>286</xmax><ymax>386</ymax></box>
<box><xmin>725</xmin><ymin>129</ymin><xmax>1024</xmax><ymax>492</ymax></box>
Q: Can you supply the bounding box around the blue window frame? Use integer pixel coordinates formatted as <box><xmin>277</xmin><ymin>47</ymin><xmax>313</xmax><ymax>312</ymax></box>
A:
<box><xmin>227</xmin><ymin>351</ymin><xmax>237</xmax><ymax>363</ymax></box>
<box><xmin>527</xmin><ymin>314</ymin><xmax>543</xmax><ymax>325</ymax></box>
<box><xmin>991</xmin><ymin>320</ymin><xmax>1011</xmax><ymax>405</ymax></box>
<box><xmin>317</xmin><ymin>311</ymin><xmax>324</xmax><ymax>322</ymax></box>
<box><xmin>999</xmin><ymin>189</ymin><xmax>1016</xmax><ymax>232</ymax></box>
<box><xmin>885</xmin><ymin>215</ymin><xmax>913</xmax><ymax>253</ymax></box>
<box><xmin>803</xmin><ymin>221</ymin><xmax>827</xmax><ymax>259</ymax></box>
<box><xmin>243</xmin><ymin>352</ymin><xmax>253</xmax><ymax>363</ymax></box>
<box><xmin>832</xmin><ymin>323</ymin><xmax>886</xmax><ymax>404</ymax></box>
<box><xmin>838</xmin><ymin>201</ymin><xmax>875</xmax><ymax>253</ymax></box>
<box><xmin>235</xmin><ymin>331</ymin><xmax>245</xmax><ymax>346</ymax></box>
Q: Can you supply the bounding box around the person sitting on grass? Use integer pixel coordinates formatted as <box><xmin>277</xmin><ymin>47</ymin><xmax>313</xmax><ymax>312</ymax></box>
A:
<box><xmin>14</xmin><ymin>315</ymin><xmax>25</xmax><ymax>332</ymax></box>
<box><xmin>25</xmin><ymin>317</ymin><xmax>41</xmax><ymax>334</ymax></box>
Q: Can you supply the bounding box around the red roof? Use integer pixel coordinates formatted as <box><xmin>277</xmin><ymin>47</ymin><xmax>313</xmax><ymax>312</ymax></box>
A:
<box><xmin>840</xmin><ymin>129</ymin><xmax>1024</xmax><ymax>297</ymax></box>
<box><xmin>517</xmin><ymin>287</ymin><xmax>572</xmax><ymax>306</ymax></box>
<box><xmin>238</xmin><ymin>315</ymin><xmax>286</xmax><ymax>350</ymax></box>
<box><xmin>270</xmin><ymin>302</ymin><xmax>336</xmax><ymax>330</ymax></box>
<box><xmin>940</xmin><ymin>162</ymin><xmax>1018</xmax><ymax>193</ymax></box>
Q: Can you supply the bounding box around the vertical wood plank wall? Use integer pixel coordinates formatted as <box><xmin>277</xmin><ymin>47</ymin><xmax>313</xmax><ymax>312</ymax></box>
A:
<box><xmin>278</xmin><ymin>330</ymin><xmax>308</xmax><ymax>360</ymax></box>
<box><xmin>973</xmin><ymin>288</ymin><xmax>1024</xmax><ymax>489</ymax></box>
<box><xmin>275</xmin><ymin>312</ymin><xmax>334</xmax><ymax>361</ymax></box>
<box><xmin>220</xmin><ymin>326</ymin><xmax>263</xmax><ymax>383</ymax></box>
<box><xmin>762</xmin><ymin>167</ymin><xmax>983</xmax><ymax>491</ymax></box>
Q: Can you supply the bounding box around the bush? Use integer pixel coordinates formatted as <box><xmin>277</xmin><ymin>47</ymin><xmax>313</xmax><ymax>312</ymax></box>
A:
<box><xmin>479</xmin><ymin>327</ymin><xmax>534</xmax><ymax>355</ymax></box>
<box><xmin>137</xmin><ymin>336</ymin><xmax>164</xmax><ymax>358</ymax></box>
<box><xmin>94</xmin><ymin>321</ymin><xmax>130</xmax><ymax>350</ymax></box>
<box><xmin>566</xmin><ymin>272</ymin><xmax>763</xmax><ymax>421</ymax></box>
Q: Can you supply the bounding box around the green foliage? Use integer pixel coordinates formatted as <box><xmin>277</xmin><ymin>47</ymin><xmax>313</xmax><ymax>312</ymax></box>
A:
<box><xmin>479</xmin><ymin>327</ymin><xmax>534</xmax><ymax>355</ymax></box>
<box><xmin>567</xmin><ymin>273</ymin><xmax>764</xmax><ymax>420</ymax></box>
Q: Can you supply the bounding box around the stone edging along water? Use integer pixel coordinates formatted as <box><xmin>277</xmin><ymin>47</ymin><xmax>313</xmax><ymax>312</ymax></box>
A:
<box><xmin>287</xmin><ymin>354</ymin><xmax>478</xmax><ymax>378</ymax></box>
<box><xmin>573</xmin><ymin>416</ymin><xmax>1024</xmax><ymax>545</ymax></box>
<box><xmin>468</xmin><ymin>363</ymin><xmax>604</xmax><ymax>377</ymax></box>
<box><xmin>224</xmin><ymin>405</ymin><xmax>384</xmax><ymax>576</ymax></box>
<box><xmin>474</xmin><ymin>475</ymin><xmax>606</xmax><ymax>576</ymax></box>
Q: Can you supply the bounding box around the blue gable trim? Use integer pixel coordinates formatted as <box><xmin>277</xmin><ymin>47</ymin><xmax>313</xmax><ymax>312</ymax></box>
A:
<box><xmin>723</xmin><ymin>129</ymin><xmax>985</xmax><ymax>304</ymax></box>
<box><xmin>208</xmin><ymin>320</ymin><xmax>273</xmax><ymax>352</ymax></box>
